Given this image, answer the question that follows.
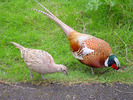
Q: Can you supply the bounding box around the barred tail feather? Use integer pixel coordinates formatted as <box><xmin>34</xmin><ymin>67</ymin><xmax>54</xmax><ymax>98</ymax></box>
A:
<box><xmin>10</xmin><ymin>42</ymin><xmax>24</xmax><ymax>50</ymax></box>
<box><xmin>28</xmin><ymin>0</ymin><xmax>75</xmax><ymax>36</ymax></box>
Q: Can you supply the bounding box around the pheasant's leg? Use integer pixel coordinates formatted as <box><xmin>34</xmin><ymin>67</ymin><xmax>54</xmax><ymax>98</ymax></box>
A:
<box><xmin>29</xmin><ymin>70</ymin><xmax>33</xmax><ymax>78</ymax></box>
<box><xmin>41</xmin><ymin>74</ymin><xmax>47</xmax><ymax>80</ymax></box>
<box><xmin>91</xmin><ymin>68</ymin><xmax>94</xmax><ymax>75</ymax></box>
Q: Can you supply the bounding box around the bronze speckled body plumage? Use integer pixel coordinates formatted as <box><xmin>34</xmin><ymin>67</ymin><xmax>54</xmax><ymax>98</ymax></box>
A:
<box><xmin>29</xmin><ymin>0</ymin><xmax>120</xmax><ymax>71</ymax></box>
<box><xmin>69</xmin><ymin>31</ymin><xmax>113</xmax><ymax>68</ymax></box>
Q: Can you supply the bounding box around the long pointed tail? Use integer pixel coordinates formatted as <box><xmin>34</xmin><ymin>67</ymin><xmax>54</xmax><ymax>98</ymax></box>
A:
<box><xmin>28</xmin><ymin>0</ymin><xmax>76</xmax><ymax>36</ymax></box>
<box><xmin>10</xmin><ymin>42</ymin><xmax>24</xmax><ymax>50</ymax></box>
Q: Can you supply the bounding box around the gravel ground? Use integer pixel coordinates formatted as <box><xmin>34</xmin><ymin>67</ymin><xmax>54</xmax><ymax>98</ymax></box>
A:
<box><xmin>0</xmin><ymin>82</ymin><xmax>133</xmax><ymax>100</ymax></box>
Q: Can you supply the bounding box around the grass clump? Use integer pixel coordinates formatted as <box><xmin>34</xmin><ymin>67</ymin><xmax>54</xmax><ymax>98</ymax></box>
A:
<box><xmin>0</xmin><ymin>0</ymin><xmax>133</xmax><ymax>85</ymax></box>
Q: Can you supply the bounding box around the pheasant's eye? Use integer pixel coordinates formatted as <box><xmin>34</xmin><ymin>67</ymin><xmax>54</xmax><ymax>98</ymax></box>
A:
<box><xmin>62</xmin><ymin>69</ymin><xmax>66</xmax><ymax>72</ymax></box>
<box><xmin>61</xmin><ymin>68</ymin><xmax>65</xmax><ymax>71</ymax></box>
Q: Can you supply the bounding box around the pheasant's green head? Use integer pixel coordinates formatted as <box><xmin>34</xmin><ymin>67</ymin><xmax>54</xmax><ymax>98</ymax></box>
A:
<box><xmin>105</xmin><ymin>54</ymin><xmax>120</xmax><ymax>70</ymax></box>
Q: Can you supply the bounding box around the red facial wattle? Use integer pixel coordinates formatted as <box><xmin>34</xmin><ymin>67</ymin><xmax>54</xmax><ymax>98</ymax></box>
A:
<box><xmin>112</xmin><ymin>64</ymin><xmax>119</xmax><ymax>70</ymax></box>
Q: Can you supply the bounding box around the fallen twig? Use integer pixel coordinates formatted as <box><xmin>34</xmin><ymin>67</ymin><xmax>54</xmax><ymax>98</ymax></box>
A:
<box><xmin>115</xmin><ymin>88</ymin><xmax>133</xmax><ymax>94</ymax></box>
<box><xmin>83</xmin><ymin>22</ymin><xmax>89</xmax><ymax>34</ymax></box>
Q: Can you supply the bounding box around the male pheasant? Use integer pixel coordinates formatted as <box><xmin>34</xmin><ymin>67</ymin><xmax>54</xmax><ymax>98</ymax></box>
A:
<box><xmin>29</xmin><ymin>0</ymin><xmax>120</xmax><ymax>72</ymax></box>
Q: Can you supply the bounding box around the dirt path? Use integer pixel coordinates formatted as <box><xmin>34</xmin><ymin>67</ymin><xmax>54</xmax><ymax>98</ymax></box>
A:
<box><xmin>0</xmin><ymin>82</ymin><xmax>133</xmax><ymax>100</ymax></box>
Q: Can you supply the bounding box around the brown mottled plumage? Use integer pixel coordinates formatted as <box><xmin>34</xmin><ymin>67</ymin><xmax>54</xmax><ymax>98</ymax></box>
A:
<box><xmin>28</xmin><ymin>0</ymin><xmax>120</xmax><ymax>73</ymax></box>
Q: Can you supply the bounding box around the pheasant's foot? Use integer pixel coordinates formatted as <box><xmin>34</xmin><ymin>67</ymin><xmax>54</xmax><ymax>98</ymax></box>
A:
<box><xmin>29</xmin><ymin>70</ymin><xmax>33</xmax><ymax>78</ymax></box>
<box><xmin>91</xmin><ymin>68</ymin><xmax>94</xmax><ymax>75</ymax></box>
<box><xmin>41</xmin><ymin>74</ymin><xmax>47</xmax><ymax>80</ymax></box>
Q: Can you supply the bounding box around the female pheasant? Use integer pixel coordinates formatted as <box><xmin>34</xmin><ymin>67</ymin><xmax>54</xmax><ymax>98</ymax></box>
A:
<box><xmin>29</xmin><ymin>0</ymin><xmax>120</xmax><ymax>72</ymax></box>
<box><xmin>11</xmin><ymin>42</ymin><xmax>68</xmax><ymax>79</ymax></box>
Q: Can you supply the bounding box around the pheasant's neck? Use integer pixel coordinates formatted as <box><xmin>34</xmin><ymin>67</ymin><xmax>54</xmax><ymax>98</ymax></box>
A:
<box><xmin>49</xmin><ymin>63</ymin><xmax>61</xmax><ymax>73</ymax></box>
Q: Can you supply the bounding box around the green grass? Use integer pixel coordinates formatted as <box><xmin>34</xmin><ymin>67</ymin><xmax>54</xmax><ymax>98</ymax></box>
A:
<box><xmin>0</xmin><ymin>0</ymin><xmax>133</xmax><ymax>85</ymax></box>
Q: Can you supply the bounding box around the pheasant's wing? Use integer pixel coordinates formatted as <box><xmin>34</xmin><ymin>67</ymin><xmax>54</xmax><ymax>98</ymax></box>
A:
<box><xmin>41</xmin><ymin>50</ymin><xmax>54</xmax><ymax>64</ymax></box>
<box><xmin>23</xmin><ymin>49</ymin><xmax>55</xmax><ymax>73</ymax></box>
<box><xmin>31</xmin><ymin>49</ymin><xmax>54</xmax><ymax>64</ymax></box>
<box><xmin>72</xmin><ymin>43</ymin><xmax>94</xmax><ymax>60</ymax></box>
<box><xmin>23</xmin><ymin>49</ymin><xmax>54</xmax><ymax>65</ymax></box>
<box><xmin>72</xmin><ymin>52</ymin><xmax>84</xmax><ymax>60</ymax></box>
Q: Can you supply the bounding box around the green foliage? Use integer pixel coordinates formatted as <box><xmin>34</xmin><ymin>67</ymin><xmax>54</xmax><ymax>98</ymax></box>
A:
<box><xmin>85</xmin><ymin>0</ymin><xmax>133</xmax><ymax>30</ymax></box>
<box><xmin>0</xmin><ymin>0</ymin><xmax>132</xmax><ymax>85</ymax></box>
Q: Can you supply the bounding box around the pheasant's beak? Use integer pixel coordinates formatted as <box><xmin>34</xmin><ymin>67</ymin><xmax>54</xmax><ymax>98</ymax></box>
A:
<box><xmin>63</xmin><ymin>70</ymin><xmax>68</xmax><ymax>76</ymax></box>
<box><xmin>65</xmin><ymin>71</ymin><xmax>68</xmax><ymax>76</ymax></box>
<box><xmin>112</xmin><ymin>64</ymin><xmax>119</xmax><ymax>70</ymax></box>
